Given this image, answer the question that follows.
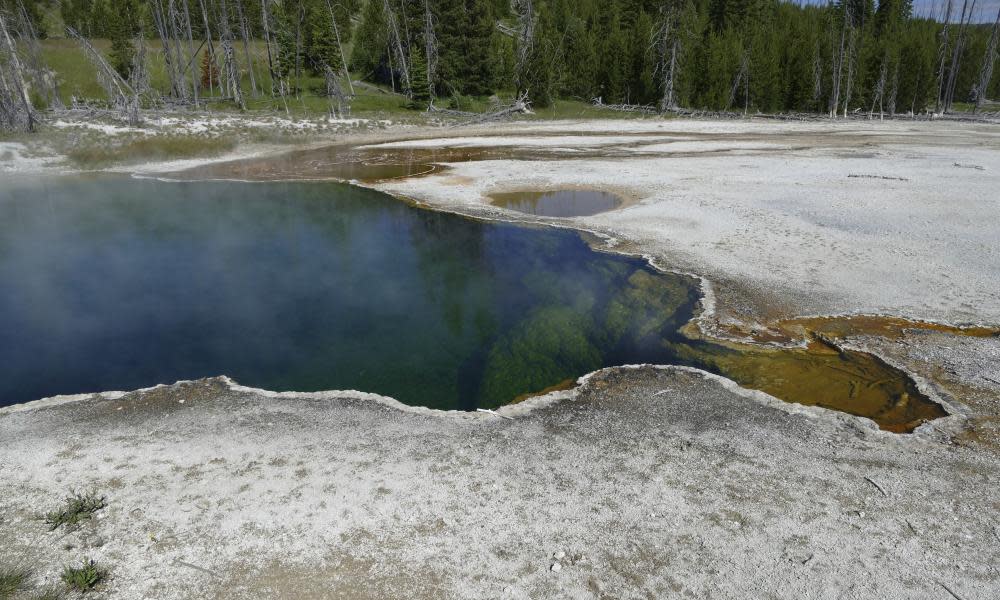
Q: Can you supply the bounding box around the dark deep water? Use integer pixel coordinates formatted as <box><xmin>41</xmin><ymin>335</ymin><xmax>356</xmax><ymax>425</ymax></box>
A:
<box><xmin>0</xmin><ymin>176</ymin><xmax>699</xmax><ymax>410</ymax></box>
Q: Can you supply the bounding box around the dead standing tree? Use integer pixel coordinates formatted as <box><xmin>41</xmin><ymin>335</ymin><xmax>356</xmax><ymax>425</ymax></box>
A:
<box><xmin>324</xmin><ymin>64</ymin><xmax>348</xmax><ymax>117</ymax></box>
<box><xmin>943</xmin><ymin>0</ymin><xmax>978</xmax><ymax>113</ymax></box>
<box><xmin>150</xmin><ymin>0</ymin><xmax>193</xmax><ymax>102</ymax></box>
<box><xmin>217</xmin><ymin>0</ymin><xmax>247</xmax><ymax>110</ymax></box>
<box><xmin>973</xmin><ymin>8</ymin><xmax>1000</xmax><ymax>113</ymax></box>
<box><xmin>324</xmin><ymin>0</ymin><xmax>356</xmax><ymax>96</ymax></box>
<box><xmin>829</xmin><ymin>0</ymin><xmax>853</xmax><ymax>117</ymax></box>
<box><xmin>511</xmin><ymin>0</ymin><xmax>534</xmax><ymax>93</ymax></box>
<box><xmin>11</xmin><ymin>0</ymin><xmax>61</xmax><ymax>110</ymax></box>
<box><xmin>233</xmin><ymin>0</ymin><xmax>260</xmax><ymax>97</ymax></box>
<box><xmin>840</xmin><ymin>11</ymin><xmax>859</xmax><ymax>118</ymax></box>
<box><xmin>654</xmin><ymin>2</ymin><xmax>683</xmax><ymax>113</ymax></box>
<box><xmin>935</xmin><ymin>0</ymin><xmax>954</xmax><ymax>113</ymax></box>
<box><xmin>812</xmin><ymin>39</ymin><xmax>823</xmax><ymax>108</ymax></box>
<box><xmin>67</xmin><ymin>27</ymin><xmax>141</xmax><ymax>126</ymax></box>
<box><xmin>0</xmin><ymin>8</ymin><xmax>36</xmax><ymax>132</ymax></box>
<box><xmin>260</xmin><ymin>0</ymin><xmax>279</xmax><ymax>94</ymax></box>
<box><xmin>423</xmin><ymin>0</ymin><xmax>437</xmax><ymax>98</ymax></box>
<box><xmin>869</xmin><ymin>58</ymin><xmax>887</xmax><ymax>119</ymax></box>
<box><xmin>728</xmin><ymin>49</ymin><xmax>750</xmax><ymax>115</ymax></box>
<box><xmin>383</xmin><ymin>0</ymin><xmax>411</xmax><ymax>96</ymax></box>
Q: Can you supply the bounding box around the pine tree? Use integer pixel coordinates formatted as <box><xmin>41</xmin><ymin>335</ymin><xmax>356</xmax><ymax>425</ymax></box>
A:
<box><xmin>461</xmin><ymin>0</ymin><xmax>495</xmax><ymax>96</ymax></box>
<box><xmin>272</xmin><ymin>0</ymin><xmax>300</xmax><ymax>92</ymax></box>
<box><xmin>408</xmin><ymin>47</ymin><xmax>431</xmax><ymax>108</ymax></box>
<box><xmin>108</xmin><ymin>0</ymin><xmax>139</xmax><ymax>80</ymax></box>
<box><xmin>600</xmin><ymin>8</ymin><xmax>628</xmax><ymax>103</ymax></box>
<box><xmin>350</xmin><ymin>0</ymin><xmax>388</xmax><ymax>81</ymax></box>
<box><xmin>435</xmin><ymin>0</ymin><xmax>469</xmax><ymax>96</ymax></box>
<box><xmin>307</xmin><ymin>0</ymin><xmax>343</xmax><ymax>75</ymax></box>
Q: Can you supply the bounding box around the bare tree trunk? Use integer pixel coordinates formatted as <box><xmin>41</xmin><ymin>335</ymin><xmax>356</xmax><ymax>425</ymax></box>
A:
<box><xmin>12</xmin><ymin>0</ymin><xmax>61</xmax><ymax>110</ymax></box>
<box><xmin>218</xmin><ymin>0</ymin><xmax>246</xmax><ymax>109</ymax></box>
<box><xmin>324</xmin><ymin>64</ymin><xmax>349</xmax><ymax>117</ymax></box>
<box><xmin>423</xmin><ymin>0</ymin><xmax>437</xmax><ymax>97</ymax></box>
<box><xmin>325</xmin><ymin>0</ymin><xmax>355</xmax><ymax>96</ymax></box>
<box><xmin>974</xmin><ymin>8</ymin><xmax>1000</xmax><ymax>113</ymax></box>
<box><xmin>812</xmin><ymin>40</ymin><xmax>823</xmax><ymax>109</ymax></box>
<box><xmin>168</xmin><ymin>0</ymin><xmax>189</xmax><ymax>98</ymax></box>
<box><xmin>131</xmin><ymin>28</ymin><xmax>152</xmax><ymax>99</ymax></box>
<box><xmin>936</xmin><ymin>0</ymin><xmax>954</xmax><ymax>113</ymax></box>
<box><xmin>0</xmin><ymin>10</ymin><xmax>36</xmax><ymax>132</ymax></box>
<box><xmin>655</xmin><ymin>3</ymin><xmax>681</xmax><ymax>113</ymax></box>
<box><xmin>151</xmin><ymin>0</ymin><xmax>183</xmax><ymax>99</ymax></box>
<box><xmin>294</xmin><ymin>0</ymin><xmax>304</xmax><ymax>96</ymax></box>
<box><xmin>260</xmin><ymin>0</ymin><xmax>278</xmax><ymax>94</ymax></box>
<box><xmin>512</xmin><ymin>0</ymin><xmax>534</xmax><ymax>92</ymax></box>
<box><xmin>830</xmin><ymin>1</ymin><xmax>850</xmax><ymax>117</ymax></box>
<box><xmin>870</xmin><ymin>55</ymin><xmax>887</xmax><ymax>120</ymax></box>
<box><xmin>944</xmin><ymin>0</ymin><xmax>977</xmax><ymax>112</ymax></box>
<box><xmin>842</xmin><ymin>27</ymin><xmax>857</xmax><ymax>118</ymax></box>
<box><xmin>888</xmin><ymin>61</ymin><xmax>899</xmax><ymax>116</ymax></box>
<box><xmin>182</xmin><ymin>0</ymin><xmax>199</xmax><ymax>105</ymax></box>
<box><xmin>234</xmin><ymin>0</ymin><xmax>259</xmax><ymax>97</ymax></box>
<box><xmin>728</xmin><ymin>50</ymin><xmax>749</xmax><ymax>113</ymax></box>
<box><xmin>383</xmin><ymin>0</ymin><xmax>411</xmax><ymax>97</ymax></box>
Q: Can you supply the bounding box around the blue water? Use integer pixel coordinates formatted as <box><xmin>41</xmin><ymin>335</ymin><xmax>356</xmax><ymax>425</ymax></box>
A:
<box><xmin>0</xmin><ymin>176</ymin><xmax>699</xmax><ymax>409</ymax></box>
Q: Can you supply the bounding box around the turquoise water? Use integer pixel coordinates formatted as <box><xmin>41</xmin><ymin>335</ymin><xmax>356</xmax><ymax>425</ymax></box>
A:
<box><xmin>0</xmin><ymin>176</ymin><xmax>699</xmax><ymax>409</ymax></box>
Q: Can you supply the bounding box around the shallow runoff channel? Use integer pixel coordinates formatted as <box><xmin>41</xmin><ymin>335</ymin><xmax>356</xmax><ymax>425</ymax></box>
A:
<box><xmin>0</xmin><ymin>174</ymin><xmax>945</xmax><ymax>431</ymax></box>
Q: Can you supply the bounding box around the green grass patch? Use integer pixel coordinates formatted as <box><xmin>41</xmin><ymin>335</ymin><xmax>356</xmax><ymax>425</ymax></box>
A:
<box><xmin>65</xmin><ymin>135</ymin><xmax>237</xmax><ymax>169</ymax></box>
<box><xmin>0</xmin><ymin>567</ymin><xmax>29</xmax><ymax>600</ymax></box>
<box><xmin>43</xmin><ymin>492</ymin><xmax>106</xmax><ymax>531</ymax></box>
<box><xmin>60</xmin><ymin>559</ymin><xmax>105</xmax><ymax>593</ymax></box>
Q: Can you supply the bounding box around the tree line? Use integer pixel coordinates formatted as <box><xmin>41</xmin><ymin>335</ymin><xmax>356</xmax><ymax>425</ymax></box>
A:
<box><xmin>2</xmin><ymin>0</ymin><xmax>1000</xmax><ymax>132</ymax></box>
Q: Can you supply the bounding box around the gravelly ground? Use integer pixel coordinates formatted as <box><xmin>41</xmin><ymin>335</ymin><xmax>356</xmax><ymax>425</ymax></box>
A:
<box><xmin>1</xmin><ymin>368</ymin><xmax>998</xmax><ymax>600</ymax></box>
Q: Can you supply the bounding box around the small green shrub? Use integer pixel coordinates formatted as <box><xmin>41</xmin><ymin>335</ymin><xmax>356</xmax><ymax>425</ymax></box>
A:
<box><xmin>43</xmin><ymin>492</ymin><xmax>107</xmax><ymax>531</ymax></box>
<box><xmin>60</xmin><ymin>559</ymin><xmax>105</xmax><ymax>592</ymax></box>
<box><xmin>0</xmin><ymin>567</ymin><xmax>29</xmax><ymax>600</ymax></box>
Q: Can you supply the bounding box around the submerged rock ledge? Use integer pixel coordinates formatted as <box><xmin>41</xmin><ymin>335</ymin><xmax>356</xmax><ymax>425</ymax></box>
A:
<box><xmin>2</xmin><ymin>366</ymin><xmax>995</xmax><ymax>599</ymax></box>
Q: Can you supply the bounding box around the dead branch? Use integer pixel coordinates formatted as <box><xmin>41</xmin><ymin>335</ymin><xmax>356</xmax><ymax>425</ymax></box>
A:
<box><xmin>171</xmin><ymin>558</ymin><xmax>220</xmax><ymax>578</ymax></box>
<box><xmin>430</xmin><ymin>93</ymin><xmax>532</xmax><ymax>124</ymax></box>
<box><xmin>847</xmin><ymin>174</ymin><xmax>909</xmax><ymax>182</ymax></box>
<box><xmin>66</xmin><ymin>27</ymin><xmax>141</xmax><ymax>126</ymax></box>
<box><xmin>937</xmin><ymin>581</ymin><xmax>967</xmax><ymax>600</ymax></box>
<box><xmin>863</xmin><ymin>476</ymin><xmax>888</xmax><ymax>498</ymax></box>
<box><xmin>594</xmin><ymin>100</ymin><xmax>657</xmax><ymax>114</ymax></box>
<box><xmin>426</xmin><ymin>101</ymin><xmax>479</xmax><ymax>117</ymax></box>
<box><xmin>496</xmin><ymin>21</ymin><xmax>517</xmax><ymax>38</ymax></box>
